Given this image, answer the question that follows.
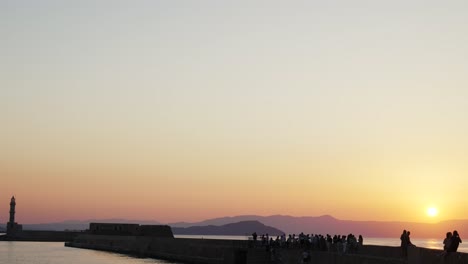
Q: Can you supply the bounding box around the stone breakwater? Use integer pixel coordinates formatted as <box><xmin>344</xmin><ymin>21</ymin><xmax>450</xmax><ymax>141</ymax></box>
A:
<box><xmin>66</xmin><ymin>234</ymin><xmax>246</xmax><ymax>264</ymax></box>
<box><xmin>64</xmin><ymin>234</ymin><xmax>468</xmax><ymax>264</ymax></box>
<box><xmin>0</xmin><ymin>230</ymin><xmax>81</xmax><ymax>242</ymax></box>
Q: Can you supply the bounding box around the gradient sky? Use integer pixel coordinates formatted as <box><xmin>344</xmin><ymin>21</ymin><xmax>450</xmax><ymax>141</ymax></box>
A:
<box><xmin>1</xmin><ymin>1</ymin><xmax>468</xmax><ymax>225</ymax></box>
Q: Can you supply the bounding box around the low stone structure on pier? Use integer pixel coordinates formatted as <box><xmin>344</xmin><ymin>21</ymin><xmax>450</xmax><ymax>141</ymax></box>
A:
<box><xmin>89</xmin><ymin>222</ymin><xmax>174</xmax><ymax>237</ymax></box>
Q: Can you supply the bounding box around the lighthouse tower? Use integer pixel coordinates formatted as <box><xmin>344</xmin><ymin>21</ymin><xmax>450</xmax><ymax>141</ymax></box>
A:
<box><xmin>6</xmin><ymin>196</ymin><xmax>22</xmax><ymax>236</ymax></box>
<box><xmin>9</xmin><ymin>196</ymin><xmax>16</xmax><ymax>224</ymax></box>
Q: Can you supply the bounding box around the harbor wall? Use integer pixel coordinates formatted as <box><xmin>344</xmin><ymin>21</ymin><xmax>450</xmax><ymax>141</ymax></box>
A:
<box><xmin>0</xmin><ymin>230</ymin><xmax>81</xmax><ymax>242</ymax></box>
<box><xmin>67</xmin><ymin>234</ymin><xmax>247</xmax><ymax>264</ymax></box>
<box><xmin>65</xmin><ymin>234</ymin><xmax>468</xmax><ymax>264</ymax></box>
<box><xmin>408</xmin><ymin>246</ymin><xmax>468</xmax><ymax>264</ymax></box>
<box><xmin>269</xmin><ymin>248</ymin><xmax>406</xmax><ymax>264</ymax></box>
<box><xmin>267</xmin><ymin>247</ymin><xmax>466</xmax><ymax>264</ymax></box>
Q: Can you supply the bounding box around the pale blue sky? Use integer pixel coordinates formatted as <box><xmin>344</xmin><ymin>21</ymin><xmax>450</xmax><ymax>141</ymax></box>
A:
<box><xmin>1</xmin><ymin>1</ymin><xmax>468</xmax><ymax>222</ymax></box>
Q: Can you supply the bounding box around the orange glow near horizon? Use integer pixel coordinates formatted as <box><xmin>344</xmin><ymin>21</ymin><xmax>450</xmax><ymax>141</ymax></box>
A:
<box><xmin>0</xmin><ymin>153</ymin><xmax>466</xmax><ymax>225</ymax></box>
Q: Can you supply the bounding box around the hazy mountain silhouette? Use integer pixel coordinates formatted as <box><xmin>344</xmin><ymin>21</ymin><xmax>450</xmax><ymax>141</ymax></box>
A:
<box><xmin>171</xmin><ymin>220</ymin><xmax>283</xmax><ymax>236</ymax></box>
<box><xmin>169</xmin><ymin>215</ymin><xmax>468</xmax><ymax>238</ymax></box>
<box><xmin>170</xmin><ymin>215</ymin><xmax>264</xmax><ymax>228</ymax></box>
<box><xmin>5</xmin><ymin>215</ymin><xmax>468</xmax><ymax>238</ymax></box>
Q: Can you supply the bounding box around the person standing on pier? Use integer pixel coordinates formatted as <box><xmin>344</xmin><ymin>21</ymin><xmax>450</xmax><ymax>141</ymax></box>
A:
<box><xmin>448</xmin><ymin>230</ymin><xmax>462</xmax><ymax>253</ymax></box>
<box><xmin>407</xmin><ymin>231</ymin><xmax>414</xmax><ymax>247</ymax></box>
<box><xmin>443</xmin><ymin>232</ymin><xmax>452</xmax><ymax>252</ymax></box>
<box><xmin>400</xmin><ymin>230</ymin><xmax>408</xmax><ymax>257</ymax></box>
<box><xmin>252</xmin><ymin>232</ymin><xmax>257</xmax><ymax>247</ymax></box>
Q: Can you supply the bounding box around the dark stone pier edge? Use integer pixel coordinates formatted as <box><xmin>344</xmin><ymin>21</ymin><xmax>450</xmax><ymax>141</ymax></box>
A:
<box><xmin>65</xmin><ymin>235</ymin><xmax>468</xmax><ymax>264</ymax></box>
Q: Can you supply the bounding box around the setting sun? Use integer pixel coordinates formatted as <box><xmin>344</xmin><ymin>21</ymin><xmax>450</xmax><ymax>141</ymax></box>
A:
<box><xmin>427</xmin><ymin>207</ymin><xmax>439</xmax><ymax>217</ymax></box>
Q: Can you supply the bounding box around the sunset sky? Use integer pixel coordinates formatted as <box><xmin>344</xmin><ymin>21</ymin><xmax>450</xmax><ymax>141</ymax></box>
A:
<box><xmin>1</xmin><ymin>1</ymin><xmax>468</xmax><ymax>225</ymax></box>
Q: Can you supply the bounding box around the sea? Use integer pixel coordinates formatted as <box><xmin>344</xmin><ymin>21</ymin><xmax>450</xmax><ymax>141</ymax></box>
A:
<box><xmin>0</xmin><ymin>241</ymin><xmax>181</xmax><ymax>264</ymax></box>
<box><xmin>1</xmin><ymin>235</ymin><xmax>466</xmax><ymax>263</ymax></box>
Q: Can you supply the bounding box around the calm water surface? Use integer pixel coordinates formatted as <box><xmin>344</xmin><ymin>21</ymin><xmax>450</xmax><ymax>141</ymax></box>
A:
<box><xmin>0</xmin><ymin>242</ymin><xmax>181</xmax><ymax>264</ymax></box>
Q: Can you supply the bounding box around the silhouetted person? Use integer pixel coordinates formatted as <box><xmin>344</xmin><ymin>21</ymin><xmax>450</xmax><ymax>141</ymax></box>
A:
<box><xmin>302</xmin><ymin>249</ymin><xmax>310</xmax><ymax>263</ymax></box>
<box><xmin>400</xmin><ymin>230</ymin><xmax>408</xmax><ymax>257</ymax></box>
<box><xmin>358</xmin><ymin>235</ymin><xmax>363</xmax><ymax>247</ymax></box>
<box><xmin>438</xmin><ymin>231</ymin><xmax>453</xmax><ymax>257</ymax></box>
<box><xmin>448</xmin><ymin>230</ymin><xmax>462</xmax><ymax>253</ymax></box>
<box><xmin>252</xmin><ymin>232</ymin><xmax>257</xmax><ymax>241</ymax></box>
<box><xmin>407</xmin><ymin>231</ymin><xmax>414</xmax><ymax>247</ymax></box>
<box><xmin>443</xmin><ymin>232</ymin><xmax>452</xmax><ymax>252</ymax></box>
<box><xmin>252</xmin><ymin>232</ymin><xmax>258</xmax><ymax>247</ymax></box>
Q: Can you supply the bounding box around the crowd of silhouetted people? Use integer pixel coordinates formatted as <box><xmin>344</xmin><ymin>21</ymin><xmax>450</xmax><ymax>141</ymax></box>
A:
<box><xmin>252</xmin><ymin>228</ymin><xmax>462</xmax><ymax>262</ymax></box>
<box><xmin>251</xmin><ymin>232</ymin><xmax>363</xmax><ymax>254</ymax></box>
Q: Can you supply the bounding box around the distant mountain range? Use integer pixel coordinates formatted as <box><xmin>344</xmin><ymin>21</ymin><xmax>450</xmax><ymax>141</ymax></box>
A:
<box><xmin>2</xmin><ymin>215</ymin><xmax>467</xmax><ymax>238</ymax></box>
<box><xmin>169</xmin><ymin>215</ymin><xmax>468</xmax><ymax>239</ymax></box>
<box><xmin>172</xmin><ymin>220</ymin><xmax>283</xmax><ymax>236</ymax></box>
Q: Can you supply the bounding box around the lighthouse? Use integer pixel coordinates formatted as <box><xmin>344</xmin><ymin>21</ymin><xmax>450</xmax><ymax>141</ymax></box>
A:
<box><xmin>9</xmin><ymin>196</ymin><xmax>16</xmax><ymax>224</ymax></box>
<box><xmin>6</xmin><ymin>196</ymin><xmax>22</xmax><ymax>236</ymax></box>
